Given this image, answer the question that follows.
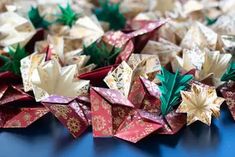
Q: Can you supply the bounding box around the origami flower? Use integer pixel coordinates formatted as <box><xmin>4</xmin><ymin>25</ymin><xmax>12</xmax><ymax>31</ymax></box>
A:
<box><xmin>0</xmin><ymin>72</ymin><xmax>48</xmax><ymax>128</ymax></box>
<box><xmin>90</xmin><ymin>87</ymin><xmax>134</xmax><ymax>137</ymax></box>
<box><xmin>196</xmin><ymin>50</ymin><xmax>232</xmax><ymax>86</ymax></box>
<box><xmin>31</xmin><ymin>60</ymin><xmax>89</xmax><ymax>101</ymax></box>
<box><xmin>21</xmin><ymin>35</ymin><xmax>93</xmax><ymax>92</ymax></box>
<box><xmin>180</xmin><ymin>22</ymin><xmax>218</xmax><ymax>50</ymax></box>
<box><xmin>104</xmin><ymin>55</ymin><xmax>161</xmax><ymax>97</ymax></box>
<box><xmin>177</xmin><ymin>83</ymin><xmax>224</xmax><ymax>126</ymax></box>
<box><xmin>172</xmin><ymin>47</ymin><xmax>232</xmax><ymax>86</ymax></box>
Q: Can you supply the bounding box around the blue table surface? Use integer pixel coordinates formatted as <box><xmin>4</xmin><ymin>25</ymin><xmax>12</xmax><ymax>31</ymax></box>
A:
<box><xmin>1</xmin><ymin>106</ymin><xmax>235</xmax><ymax>157</ymax></box>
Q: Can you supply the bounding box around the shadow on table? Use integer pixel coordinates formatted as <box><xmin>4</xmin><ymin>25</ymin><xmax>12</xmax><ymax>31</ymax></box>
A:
<box><xmin>181</xmin><ymin>121</ymin><xmax>220</xmax><ymax>151</ymax></box>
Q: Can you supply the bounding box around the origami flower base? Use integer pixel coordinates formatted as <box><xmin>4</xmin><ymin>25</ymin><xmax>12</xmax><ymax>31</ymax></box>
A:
<box><xmin>0</xmin><ymin>106</ymin><xmax>48</xmax><ymax>128</ymax></box>
<box><xmin>42</xmin><ymin>95</ymin><xmax>90</xmax><ymax>138</ymax></box>
<box><xmin>220</xmin><ymin>82</ymin><xmax>235</xmax><ymax>120</ymax></box>
<box><xmin>90</xmin><ymin>87</ymin><xmax>134</xmax><ymax>137</ymax></box>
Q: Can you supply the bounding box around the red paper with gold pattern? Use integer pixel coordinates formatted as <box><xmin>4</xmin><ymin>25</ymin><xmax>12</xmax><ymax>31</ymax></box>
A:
<box><xmin>0</xmin><ymin>72</ymin><xmax>49</xmax><ymax>128</ymax></box>
<box><xmin>103</xmin><ymin>20</ymin><xmax>166</xmax><ymax>63</ymax></box>
<box><xmin>127</xmin><ymin>20</ymin><xmax>166</xmax><ymax>53</ymax></box>
<box><xmin>129</xmin><ymin>77</ymin><xmax>186</xmax><ymax>135</ymax></box>
<box><xmin>115</xmin><ymin>110</ymin><xmax>162</xmax><ymax>143</ymax></box>
<box><xmin>220</xmin><ymin>82</ymin><xmax>235</xmax><ymax>120</ymax></box>
<box><xmin>42</xmin><ymin>95</ymin><xmax>90</xmax><ymax>138</ymax></box>
<box><xmin>0</xmin><ymin>72</ymin><xmax>32</xmax><ymax>105</ymax></box>
<box><xmin>78</xmin><ymin>65</ymin><xmax>117</xmax><ymax>87</ymax></box>
<box><xmin>90</xmin><ymin>87</ymin><xmax>134</xmax><ymax>137</ymax></box>
<box><xmin>0</xmin><ymin>106</ymin><xmax>49</xmax><ymax>128</ymax></box>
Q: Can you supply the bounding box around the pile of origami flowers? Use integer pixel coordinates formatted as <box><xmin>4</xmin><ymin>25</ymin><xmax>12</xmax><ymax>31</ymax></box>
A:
<box><xmin>0</xmin><ymin>0</ymin><xmax>235</xmax><ymax>143</ymax></box>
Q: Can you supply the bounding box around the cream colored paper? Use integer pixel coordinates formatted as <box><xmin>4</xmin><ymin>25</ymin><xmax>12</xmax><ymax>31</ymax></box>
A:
<box><xmin>104</xmin><ymin>61</ymin><xmax>133</xmax><ymax>97</ymax></box>
<box><xmin>0</xmin><ymin>12</ymin><xmax>35</xmax><ymax>47</ymax></box>
<box><xmin>31</xmin><ymin>60</ymin><xmax>89</xmax><ymax>101</ymax></box>
<box><xmin>177</xmin><ymin>83</ymin><xmax>224</xmax><ymax>126</ymax></box>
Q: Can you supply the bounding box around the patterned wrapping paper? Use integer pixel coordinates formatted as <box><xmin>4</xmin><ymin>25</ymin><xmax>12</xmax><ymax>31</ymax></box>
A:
<box><xmin>78</xmin><ymin>19</ymin><xmax>166</xmax><ymax>86</ymax></box>
<box><xmin>220</xmin><ymin>81</ymin><xmax>235</xmax><ymax>120</ymax></box>
<box><xmin>90</xmin><ymin>75</ymin><xmax>187</xmax><ymax>143</ymax></box>
<box><xmin>0</xmin><ymin>71</ymin><xmax>49</xmax><ymax>128</ymax></box>
<box><xmin>42</xmin><ymin>95</ymin><xmax>90</xmax><ymax>138</ymax></box>
<box><xmin>1</xmin><ymin>0</ymin><xmax>235</xmax><ymax>144</ymax></box>
<box><xmin>31</xmin><ymin>60</ymin><xmax>90</xmax><ymax>102</ymax></box>
<box><xmin>128</xmin><ymin>77</ymin><xmax>187</xmax><ymax>135</ymax></box>
<box><xmin>177</xmin><ymin>83</ymin><xmax>224</xmax><ymax>126</ymax></box>
<box><xmin>90</xmin><ymin>87</ymin><xmax>134</xmax><ymax>137</ymax></box>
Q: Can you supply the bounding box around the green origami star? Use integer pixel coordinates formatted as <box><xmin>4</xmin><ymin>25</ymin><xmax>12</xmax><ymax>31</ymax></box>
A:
<box><xmin>28</xmin><ymin>7</ymin><xmax>51</xmax><ymax>29</ymax></box>
<box><xmin>56</xmin><ymin>4</ymin><xmax>80</xmax><ymax>28</ymax></box>
<box><xmin>156</xmin><ymin>67</ymin><xmax>193</xmax><ymax>116</ymax></box>
<box><xmin>0</xmin><ymin>45</ymin><xmax>28</xmax><ymax>75</ymax></box>
<box><xmin>94</xmin><ymin>0</ymin><xmax>126</xmax><ymax>30</ymax></box>
<box><xmin>83</xmin><ymin>41</ymin><xmax>121</xmax><ymax>68</ymax></box>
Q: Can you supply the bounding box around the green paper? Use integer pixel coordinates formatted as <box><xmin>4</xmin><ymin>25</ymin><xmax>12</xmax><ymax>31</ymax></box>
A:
<box><xmin>28</xmin><ymin>7</ymin><xmax>51</xmax><ymax>29</ymax></box>
<box><xmin>221</xmin><ymin>62</ymin><xmax>235</xmax><ymax>81</ymax></box>
<box><xmin>83</xmin><ymin>41</ymin><xmax>121</xmax><ymax>68</ymax></box>
<box><xmin>156</xmin><ymin>67</ymin><xmax>193</xmax><ymax>116</ymax></box>
<box><xmin>0</xmin><ymin>44</ymin><xmax>28</xmax><ymax>75</ymax></box>
<box><xmin>56</xmin><ymin>4</ymin><xmax>80</xmax><ymax>28</ymax></box>
<box><xmin>94</xmin><ymin>0</ymin><xmax>126</xmax><ymax>30</ymax></box>
<box><xmin>206</xmin><ymin>16</ymin><xmax>217</xmax><ymax>26</ymax></box>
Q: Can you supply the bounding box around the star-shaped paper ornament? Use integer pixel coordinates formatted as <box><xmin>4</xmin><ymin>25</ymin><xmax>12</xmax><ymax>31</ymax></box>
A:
<box><xmin>21</xmin><ymin>35</ymin><xmax>94</xmax><ymax>92</ymax></box>
<box><xmin>56</xmin><ymin>4</ymin><xmax>80</xmax><ymax>28</ymax></box>
<box><xmin>31</xmin><ymin>60</ymin><xmax>89</xmax><ymax>101</ymax></box>
<box><xmin>177</xmin><ymin>83</ymin><xmax>224</xmax><ymax>126</ymax></box>
<box><xmin>28</xmin><ymin>6</ymin><xmax>51</xmax><ymax>29</ymax></box>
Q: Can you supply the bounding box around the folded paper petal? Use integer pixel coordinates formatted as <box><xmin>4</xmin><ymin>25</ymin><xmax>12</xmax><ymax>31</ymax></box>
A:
<box><xmin>31</xmin><ymin>60</ymin><xmax>89</xmax><ymax>101</ymax></box>
<box><xmin>0</xmin><ymin>107</ymin><xmax>48</xmax><ymax>128</ymax></box>
<box><xmin>42</xmin><ymin>95</ymin><xmax>89</xmax><ymax>138</ymax></box>
<box><xmin>115</xmin><ymin>110</ymin><xmax>162</xmax><ymax>143</ymax></box>
<box><xmin>90</xmin><ymin>87</ymin><xmax>134</xmax><ymax>137</ymax></box>
<box><xmin>0</xmin><ymin>12</ymin><xmax>35</xmax><ymax>47</ymax></box>
<box><xmin>177</xmin><ymin>83</ymin><xmax>224</xmax><ymax>126</ymax></box>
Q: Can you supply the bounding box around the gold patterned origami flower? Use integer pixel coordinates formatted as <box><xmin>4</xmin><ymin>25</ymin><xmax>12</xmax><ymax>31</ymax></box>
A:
<box><xmin>31</xmin><ymin>60</ymin><xmax>89</xmax><ymax>101</ymax></box>
<box><xmin>176</xmin><ymin>83</ymin><xmax>224</xmax><ymax>126</ymax></box>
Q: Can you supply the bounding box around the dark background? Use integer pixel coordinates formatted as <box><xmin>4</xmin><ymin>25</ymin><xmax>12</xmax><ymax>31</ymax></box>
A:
<box><xmin>0</xmin><ymin>106</ymin><xmax>235</xmax><ymax>157</ymax></box>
